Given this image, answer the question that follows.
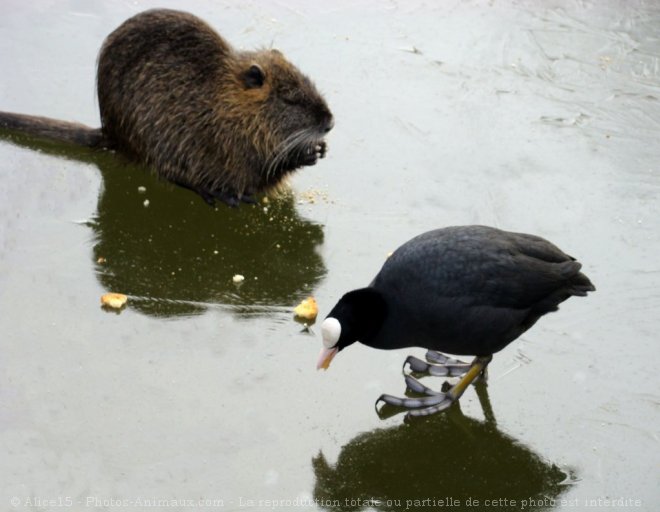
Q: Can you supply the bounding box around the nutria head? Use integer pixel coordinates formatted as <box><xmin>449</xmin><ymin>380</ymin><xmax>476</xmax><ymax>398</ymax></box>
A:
<box><xmin>219</xmin><ymin>48</ymin><xmax>334</xmax><ymax>193</ymax></box>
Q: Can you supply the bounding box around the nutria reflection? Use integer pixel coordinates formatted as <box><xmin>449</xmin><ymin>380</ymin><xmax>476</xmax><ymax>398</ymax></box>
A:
<box><xmin>1</xmin><ymin>134</ymin><xmax>326</xmax><ymax>317</ymax></box>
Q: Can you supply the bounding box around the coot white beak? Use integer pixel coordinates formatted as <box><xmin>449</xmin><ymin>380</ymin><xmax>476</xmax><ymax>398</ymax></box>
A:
<box><xmin>316</xmin><ymin>346</ymin><xmax>338</xmax><ymax>370</ymax></box>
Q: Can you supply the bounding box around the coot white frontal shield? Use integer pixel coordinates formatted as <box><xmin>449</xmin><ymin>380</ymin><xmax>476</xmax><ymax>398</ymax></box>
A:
<box><xmin>321</xmin><ymin>317</ymin><xmax>341</xmax><ymax>348</ymax></box>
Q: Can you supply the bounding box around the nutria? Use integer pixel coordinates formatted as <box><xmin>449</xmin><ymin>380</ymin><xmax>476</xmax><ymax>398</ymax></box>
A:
<box><xmin>0</xmin><ymin>9</ymin><xmax>334</xmax><ymax>206</ymax></box>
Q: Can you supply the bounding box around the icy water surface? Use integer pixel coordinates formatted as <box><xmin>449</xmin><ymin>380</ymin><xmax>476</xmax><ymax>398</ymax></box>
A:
<box><xmin>1</xmin><ymin>1</ymin><xmax>659</xmax><ymax>511</ymax></box>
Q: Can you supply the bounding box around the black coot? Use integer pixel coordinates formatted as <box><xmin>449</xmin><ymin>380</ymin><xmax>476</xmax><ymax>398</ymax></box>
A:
<box><xmin>317</xmin><ymin>225</ymin><xmax>595</xmax><ymax>417</ymax></box>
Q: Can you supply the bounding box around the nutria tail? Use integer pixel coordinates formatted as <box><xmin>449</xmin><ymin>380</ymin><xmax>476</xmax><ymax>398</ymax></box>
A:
<box><xmin>0</xmin><ymin>111</ymin><xmax>104</xmax><ymax>148</ymax></box>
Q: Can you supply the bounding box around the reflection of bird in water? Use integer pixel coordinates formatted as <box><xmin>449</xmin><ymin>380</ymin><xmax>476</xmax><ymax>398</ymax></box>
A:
<box><xmin>317</xmin><ymin>226</ymin><xmax>594</xmax><ymax>417</ymax></box>
<box><xmin>313</xmin><ymin>383</ymin><xmax>572</xmax><ymax>512</ymax></box>
<box><xmin>0</xmin><ymin>133</ymin><xmax>326</xmax><ymax>318</ymax></box>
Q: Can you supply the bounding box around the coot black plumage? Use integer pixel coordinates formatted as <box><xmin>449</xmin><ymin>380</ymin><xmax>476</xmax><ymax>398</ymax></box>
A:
<box><xmin>317</xmin><ymin>225</ymin><xmax>595</xmax><ymax>417</ymax></box>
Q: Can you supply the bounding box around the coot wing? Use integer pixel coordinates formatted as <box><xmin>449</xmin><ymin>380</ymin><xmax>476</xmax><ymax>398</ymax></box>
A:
<box><xmin>374</xmin><ymin>226</ymin><xmax>589</xmax><ymax>315</ymax></box>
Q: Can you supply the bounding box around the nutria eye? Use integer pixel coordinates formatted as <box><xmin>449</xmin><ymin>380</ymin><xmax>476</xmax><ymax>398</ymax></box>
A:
<box><xmin>243</xmin><ymin>64</ymin><xmax>265</xmax><ymax>88</ymax></box>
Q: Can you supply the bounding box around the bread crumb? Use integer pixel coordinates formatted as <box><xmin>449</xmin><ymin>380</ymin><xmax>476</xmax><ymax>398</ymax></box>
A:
<box><xmin>101</xmin><ymin>293</ymin><xmax>127</xmax><ymax>309</ymax></box>
<box><xmin>294</xmin><ymin>296</ymin><xmax>318</xmax><ymax>321</ymax></box>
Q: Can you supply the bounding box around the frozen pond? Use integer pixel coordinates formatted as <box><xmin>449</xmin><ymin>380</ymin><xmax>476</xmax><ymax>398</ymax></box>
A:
<box><xmin>1</xmin><ymin>1</ymin><xmax>659</xmax><ymax>511</ymax></box>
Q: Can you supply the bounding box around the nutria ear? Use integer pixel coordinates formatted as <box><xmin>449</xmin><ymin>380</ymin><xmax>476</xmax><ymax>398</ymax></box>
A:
<box><xmin>243</xmin><ymin>64</ymin><xmax>265</xmax><ymax>88</ymax></box>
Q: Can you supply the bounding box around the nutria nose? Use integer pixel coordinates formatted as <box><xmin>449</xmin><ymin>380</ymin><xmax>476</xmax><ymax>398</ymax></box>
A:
<box><xmin>322</xmin><ymin>114</ymin><xmax>334</xmax><ymax>133</ymax></box>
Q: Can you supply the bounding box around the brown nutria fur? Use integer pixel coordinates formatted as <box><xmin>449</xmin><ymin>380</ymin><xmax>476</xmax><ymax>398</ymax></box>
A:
<box><xmin>0</xmin><ymin>8</ymin><xmax>334</xmax><ymax>207</ymax></box>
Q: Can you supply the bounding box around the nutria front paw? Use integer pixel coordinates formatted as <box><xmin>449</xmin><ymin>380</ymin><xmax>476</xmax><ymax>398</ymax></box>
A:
<box><xmin>196</xmin><ymin>188</ymin><xmax>241</xmax><ymax>208</ymax></box>
<box><xmin>318</xmin><ymin>140</ymin><xmax>327</xmax><ymax>159</ymax></box>
<box><xmin>239</xmin><ymin>193</ymin><xmax>257</xmax><ymax>204</ymax></box>
<box><xmin>214</xmin><ymin>190</ymin><xmax>241</xmax><ymax>208</ymax></box>
<box><xmin>207</xmin><ymin>189</ymin><xmax>257</xmax><ymax>207</ymax></box>
<box><xmin>301</xmin><ymin>141</ymin><xmax>327</xmax><ymax>166</ymax></box>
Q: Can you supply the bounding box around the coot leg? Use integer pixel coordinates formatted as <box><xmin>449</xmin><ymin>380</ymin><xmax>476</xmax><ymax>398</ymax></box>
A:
<box><xmin>376</xmin><ymin>392</ymin><xmax>452</xmax><ymax>410</ymax></box>
<box><xmin>375</xmin><ymin>355</ymin><xmax>493</xmax><ymax>418</ymax></box>
<box><xmin>445</xmin><ymin>355</ymin><xmax>493</xmax><ymax>401</ymax></box>
<box><xmin>375</xmin><ymin>375</ymin><xmax>452</xmax><ymax>414</ymax></box>
<box><xmin>407</xmin><ymin>398</ymin><xmax>454</xmax><ymax>417</ymax></box>
<box><xmin>425</xmin><ymin>351</ymin><xmax>467</xmax><ymax>366</ymax></box>
<box><xmin>403</xmin><ymin>355</ymin><xmax>471</xmax><ymax>377</ymax></box>
<box><xmin>404</xmin><ymin>374</ymin><xmax>443</xmax><ymax>395</ymax></box>
<box><xmin>475</xmin><ymin>364</ymin><xmax>489</xmax><ymax>383</ymax></box>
